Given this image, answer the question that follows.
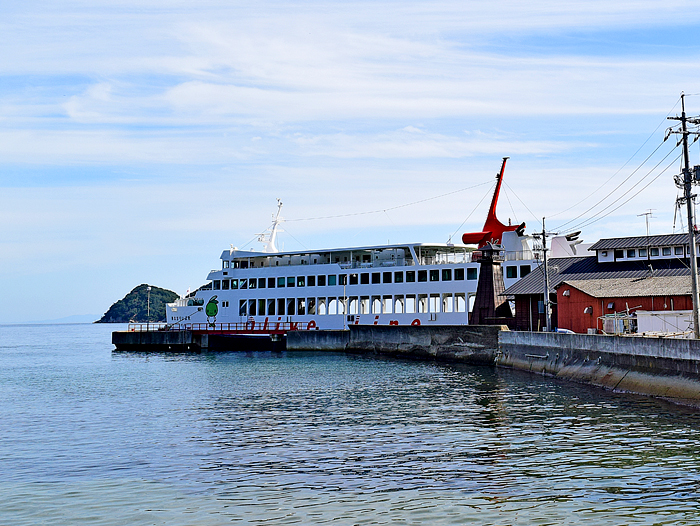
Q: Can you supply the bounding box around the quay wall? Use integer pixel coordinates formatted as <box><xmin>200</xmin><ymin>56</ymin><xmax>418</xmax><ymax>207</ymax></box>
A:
<box><xmin>287</xmin><ymin>325</ymin><xmax>503</xmax><ymax>364</ymax></box>
<box><xmin>498</xmin><ymin>331</ymin><xmax>700</xmax><ymax>407</ymax></box>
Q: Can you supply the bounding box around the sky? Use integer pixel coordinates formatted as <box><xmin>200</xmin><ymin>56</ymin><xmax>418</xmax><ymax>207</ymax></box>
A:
<box><xmin>3</xmin><ymin>0</ymin><xmax>700</xmax><ymax>323</ymax></box>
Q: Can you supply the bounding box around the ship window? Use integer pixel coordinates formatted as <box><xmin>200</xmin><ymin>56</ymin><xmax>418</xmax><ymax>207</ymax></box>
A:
<box><xmin>394</xmin><ymin>271</ymin><xmax>403</xmax><ymax>283</ymax></box>
<box><xmin>277</xmin><ymin>277</ymin><xmax>285</xmax><ymax>288</ymax></box>
<box><xmin>239</xmin><ymin>300</ymin><xmax>247</xmax><ymax>316</ymax></box>
<box><xmin>456</xmin><ymin>293</ymin><xmax>466</xmax><ymax>313</ymax></box>
<box><xmin>287</xmin><ymin>276</ymin><xmax>295</xmax><ymax>287</ymax></box>
<box><xmin>297</xmin><ymin>276</ymin><xmax>305</xmax><ymax>287</ymax></box>
<box><xmin>241</xmin><ymin>261</ymin><xmax>248</xmax><ymax>269</ymax></box>
<box><xmin>394</xmin><ymin>296</ymin><xmax>404</xmax><ymax>314</ymax></box>
<box><xmin>506</xmin><ymin>266</ymin><xmax>517</xmax><ymax>279</ymax></box>
<box><xmin>348</xmin><ymin>297</ymin><xmax>358</xmax><ymax>314</ymax></box>
<box><xmin>222</xmin><ymin>279</ymin><xmax>229</xmax><ymax>290</ymax></box>
<box><xmin>442</xmin><ymin>293</ymin><xmax>453</xmax><ymax>313</ymax></box>
<box><xmin>240</xmin><ymin>279</ymin><xmax>248</xmax><ymax>289</ymax></box>
<box><xmin>360</xmin><ymin>273</ymin><xmax>369</xmax><ymax>285</ymax></box>
<box><xmin>267</xmin><ymin>299</ymin><xmax>275</xmax><ymax>315</ymax></box>
<box><xmin>213</xmin><ymin>280</ymin><xmax>221</xmax><ymax>290</ymax></box>
<box><xmin>418</xmin><ymin>294</ymin><xmax>428</xmax><ymax>313</ymax></box>
<box><xmin>248</xmin><ymin>299</ymin><xmax>256</xmax><ymax>316</ymax></box>
<box><xmin>520</xmin><ymin>265</ymin><xmax>531</xmax><ymax>277</ymax></box>
<box><xmin>258</xmin><ymin>299</ymin><xmax>265</xmax><ymax>315</ymax></box>
<box><xmin>248</xmin><ymin>279</ymin><xmax>256</xmax><ymax>289</ymax></box>
<box><xmin>223</xmin><ymin>261</ymin><xmax>229</xmax><ymax>269</ymax></box>
<box><xmin>442</xmin><ymin>269</ymin><xmax>452</xmax><ymax>281</ymax></box>
<box><xmin>268</xmin><ymin>277</ymin><xmax>275</xmax><ymax>288</ymax></box>
<box><xmin>317</xmin><ymin>275</ymin><xmax>326</xmax><ymax>286</ymax></box>
<box><xmin>318</xmin><ymin>298</ymin><xmax>326</xmax><ymax>315</ymax></box>
<box><xmin>328</xmin><ymin>275</ymin><xmax>337</xmax><ymax>286</ymax></box>
<box><xmin>287</xmin><ymin>298</ymin><xmax>295</xmax><ymax>315</ymax></box>
<box><xmin>650</xmin><ymin>248</ymin><xmax>659</xmax><ymax>256</ymax></box>
<box><xmin>465</xmin><ymin>268</ymin><xmax>475</xmax><ymax>280</ymax></box>
<box><xmin>308</xmin><ymin>276</ymin><xmax>316</xmax><ymax>287</ymax></box>
<box><xmin>614</xmin><ymin>249</ymin><xmax>624</xmax><ymax>259</ymax></box>
<box><xmin>383</xmin><ymin>296</ymin><xmax>392</xmax><ymax>314</ymax></box>
<box><xmin>339</xmin><ymin>274</ymin><xmax>347</xmax><ymax>285</ymax></box>
<box><xmin>418</xmin><ymin>270</ymin><xmax>428</xmax><ymax>282</ymax></box>
<box><xmin>231</xmin><ymin>279</ymin><xmax>238</xmax><ymax>290</ymax></box>
<box><xmin>297</xmin><ymin>298</ymin><xmax>306</xmax><ymax>315</ymax></box>
<box><xmin>363</xmin><ymin>254</ymin><xmax>371</xmax><ymax>263</ymax></box>
<box><xmin>406</xmin><ymin>271</ymin><xmax>415</xmax><ymax>283</ymax></box>
<box><xmin>627</xmin><ymin>249</ymin><xmax>636</xmax><ymax>258</ymax></box>
<box><xmin>429</xmin><ymin>294</ymin><xmax>440</xmax><ymax>313</ymax></box>
<box><xmin>256</xmin><ymin>278</ymin><xmax>264</xmax><ymax>289</ymax></box>
<box><xmin>662</xmin><ymin>247</ymin><xmax>672</xmax><ymax>256</ymax></box>
<box><xmin>675</xmin><ymin>246</ymin><xmax>684</xmax><ymax>255</ymax></box>
<box><xmin>383</xmin><ymin>272</ymin><xmax>392</xmax><ymax>283</ymax></box>
<box><xmin>429</xmin><ymin>270</ymin><xmax>439</xmax><ymax>282</ymax></box>
<box><xmin>350</xmin><ymin>274</ymin><xmax>359</xmax><ymax>285</ymax></box>
<box><xmin>406</xmin><ymin>294</ymin><xmax>416</xmax><ymax>313</ymax></box>
<box><xmin>639</xmin><ymin>248</ymin><xmax>647</xmax><ymax>257</ymax></box>
<box><xmin>372</xmin><ymin>273</ymin><xmax>381</xmax><ymax>284</ymax></box>
<box><xmin>307</xmin><ymin>298</ymin><xmax>316</xmax><ymax>315</ymax></box>
<box><xmin>277</xmin><ymin>298</ymin><xmax>285</xmax><ymax>315</ymax></box>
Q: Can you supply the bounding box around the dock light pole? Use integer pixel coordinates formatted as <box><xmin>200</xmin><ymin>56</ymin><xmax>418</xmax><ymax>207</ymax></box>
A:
<box><xmin>668</xmin><ymin>92</ymin><xmax>700</xmax><ymax>338</ymax></box>
<box><xmin>147</xmin><ymin>286</ymin><xmax>152</xmax><ymax>331</ymax></box>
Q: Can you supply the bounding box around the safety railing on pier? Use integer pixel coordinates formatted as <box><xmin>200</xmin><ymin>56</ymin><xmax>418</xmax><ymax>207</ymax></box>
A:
<box><xmin>127</xmin><ymin>321</ymin><xmax>317</xmax><ymax>334</ymax></box>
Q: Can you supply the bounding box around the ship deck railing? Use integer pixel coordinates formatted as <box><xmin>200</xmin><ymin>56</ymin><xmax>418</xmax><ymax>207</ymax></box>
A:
<box><xmin>127</xmin><ymin>321</ymin><xmax>317</xmax><ymax>334</ymax></box>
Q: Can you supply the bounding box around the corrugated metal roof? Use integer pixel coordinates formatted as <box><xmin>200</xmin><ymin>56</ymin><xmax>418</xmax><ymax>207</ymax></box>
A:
<box><xmin>561</xmin><ymin>276</ymin><xmax>693</xmax><ymax>298</ymax></box>
<box><xmin>588</xmin><ymin>233</ymin><xmax>689</xmax><ymax>250</ymax></box>
<box><xmin>503</xmin><ymin>255</ymin><xmax>691</xmax><ymax>296</ymax></box>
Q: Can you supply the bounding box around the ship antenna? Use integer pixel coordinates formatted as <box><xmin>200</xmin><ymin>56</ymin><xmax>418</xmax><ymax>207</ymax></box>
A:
<box><xmin>258</xmin><ymin>199</ymin><xmax>284</xmax><ymax>253</ymax></box>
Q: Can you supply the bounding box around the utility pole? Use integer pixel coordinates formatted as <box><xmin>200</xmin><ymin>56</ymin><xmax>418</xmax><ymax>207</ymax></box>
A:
<box><xmin>668</xmin><ymin>92</ymin><xmax>700</xmax><ymax>338</ymax></box>
<box><xmin>532</xmin><ymin>218</ymin><xmax>558</xmax><ymax>332</ymax></box>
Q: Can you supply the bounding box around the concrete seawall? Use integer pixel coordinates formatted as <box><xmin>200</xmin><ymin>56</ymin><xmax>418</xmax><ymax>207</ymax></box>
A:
<box><xmin>498</xmin><ymin>331</ymin><xmax>700</xmax><ymax>407</ymax></box>
<box><xmin>287</xmin><ymin>325</ymin><xmax>503</xmax><ymax>364</ymax></box>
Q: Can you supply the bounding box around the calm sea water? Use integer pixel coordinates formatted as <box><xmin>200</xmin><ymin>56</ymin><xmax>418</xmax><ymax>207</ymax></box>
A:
<box><xmin>2</xmin><ymin>324</ymin><xmax>700</xmax><ymax>525</ymax></box>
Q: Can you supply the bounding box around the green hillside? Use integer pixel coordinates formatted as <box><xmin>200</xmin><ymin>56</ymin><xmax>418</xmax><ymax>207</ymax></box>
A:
<box><xmin>98</xmin><ymin>284</ymin><xmax>179</xmax><ymax>323</ymax></box>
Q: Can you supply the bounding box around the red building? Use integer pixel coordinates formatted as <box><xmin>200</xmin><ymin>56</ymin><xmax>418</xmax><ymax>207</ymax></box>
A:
<box><xmin>504</xmin><ymin>233</ymin><xmax>697</xmax><ymax>333</ymax></box>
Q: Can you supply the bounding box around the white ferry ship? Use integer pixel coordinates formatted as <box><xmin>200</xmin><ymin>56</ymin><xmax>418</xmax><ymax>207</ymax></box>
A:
<box><xmin>165</xmin><ymin>159</ymin><xmax>578</xmax><ymax>332</ymax></box>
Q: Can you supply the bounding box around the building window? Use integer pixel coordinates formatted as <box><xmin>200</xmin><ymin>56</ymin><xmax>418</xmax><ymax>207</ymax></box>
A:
<box><xmin>394</xmin><ymin>271</ymin><xmax>404</xmax><ymax>283</ymax></box>
<box><xmin>418</xmin><ymin>270</ymin><xmax>428</xmax><ymax>282</ymax></box>
<box><xmin>601</xmin><ymin>251</ymin><xmax>608</xmax><ymax>257</ymax></box>
<box><xmin>442</xmin><ymin>268</ymin><xmax>452</xmax><ymax>281</ymax></box>
<box><xmin>639</xmin><ymin>248</ymin><xmax>647</xmax><ymax>257</ymax></box>
<box><xmin>506</xmin><ymin>266</ymin><xmax>517</xmax><ymax>279</ymax></box>
<box><xmin>520</xmin><ymin>265</ymin><xmax>531</xmax><ymax>277</ymax></box>
<box><xmin>675</xmin><ymin>246</ymin><xmax>684</xmax><ymax>255</ymax></box>
<box><xmin>614</xmin><ymin>249</ymin><xmax>624</xmax><ymax>259</ymax></box>
<box><xmin>372</xmin><ymin>273</ymin><xmax>381</xmax><ymax>284</ymax></box>
<box><xmin>662</xmin><ymin>247</ymin><xmax>671</xmax><ymax>256</ymax></box>
<box><xmin>650</xmin><ymin>248</ymin><xmax>659</xmax><ymax>256</ymax></box>
<box><xmin>627</xmin><ymin>249</ymin><xmax>635</xmax><ymax>258</ymax></box>
<box><xmin>406</xmin><ymin>271</ymin><xmax>416</xmax><ymax>283</ymax></box>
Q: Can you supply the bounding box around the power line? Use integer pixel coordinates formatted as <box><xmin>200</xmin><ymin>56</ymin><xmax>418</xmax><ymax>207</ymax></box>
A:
<box><xmin>286</xmin><ymin>179</ymin><xmax>493</xmax><ymax>222</ymax></box>
<box><xmin>548</xmin><ymin>96</ymin><xmax>682</xmax><ymax>221</ymax></box>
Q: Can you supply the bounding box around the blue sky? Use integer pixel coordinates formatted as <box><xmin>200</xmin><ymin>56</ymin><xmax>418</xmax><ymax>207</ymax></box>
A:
<box><xmin>2</xmin><ymin>0</ymin><xmax>700</xmax><ymax>323</ymax></box>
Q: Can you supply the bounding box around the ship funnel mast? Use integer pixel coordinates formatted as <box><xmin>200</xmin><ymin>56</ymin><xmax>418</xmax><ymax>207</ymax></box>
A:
<box><xmin>258</xmin><ymin>198</ymin><xmax>284</xmax><ymax>253</ymax></box>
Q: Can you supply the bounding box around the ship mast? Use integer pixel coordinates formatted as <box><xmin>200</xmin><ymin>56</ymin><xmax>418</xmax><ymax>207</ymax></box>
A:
<box><xmin>258</xmin><ymin>199</ymin><xmax>284</xmax><ymax>253</ymax></box>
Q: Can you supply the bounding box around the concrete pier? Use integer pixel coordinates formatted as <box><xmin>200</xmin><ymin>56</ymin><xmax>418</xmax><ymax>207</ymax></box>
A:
<box><xmin>498</xmin><ymin>331</ymin><xmax>700</xmax><ymax>407</ymax></box>
<box><xmin>287</xmin><ymin>325</ymin><xmax>504</xmax><ymax>364</ymax></box>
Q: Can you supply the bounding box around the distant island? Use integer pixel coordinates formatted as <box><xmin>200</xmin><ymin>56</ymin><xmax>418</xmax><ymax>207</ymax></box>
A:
<box><xmin>97</xmin><ymin>284</ymin><xmax>179</xmax><ymax>323</ymax></box>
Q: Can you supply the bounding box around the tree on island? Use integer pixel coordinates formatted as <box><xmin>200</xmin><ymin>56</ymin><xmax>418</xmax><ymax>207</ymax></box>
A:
<box><xmin>98</xmin><ymin>284</ymin><xmax>179</xmax><ymax>323</ymax></box>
